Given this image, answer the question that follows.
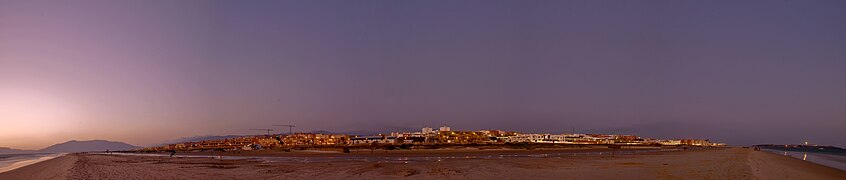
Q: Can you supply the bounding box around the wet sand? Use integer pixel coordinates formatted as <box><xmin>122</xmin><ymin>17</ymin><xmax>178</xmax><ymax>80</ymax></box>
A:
<box><xmin>0</xmin><ymin>154</ymin><xmax>65</xmax><ymax>173</ymax></box>
<box><xmin>0</xmin><ymin>155</ymin><xmax>76</xmax><ymax>180</ymax></box>
<box><xmin>1</xmin><ymin>147</ymin><xmax>844</xmax><ymax>179</ymax></box>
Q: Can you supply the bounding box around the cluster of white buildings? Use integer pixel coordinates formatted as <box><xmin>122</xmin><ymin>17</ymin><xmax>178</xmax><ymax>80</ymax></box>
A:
<box><xmin>498</xmin><ymin>134</ymin><xmax>722</xmax><ymax>146</ymax></box>
<box><xmin>496</xmin><ymin>133</ymin><xmax>627</xmax><ymax>144</ymax></box>
<box><xmin>348</xmin><ymin>125</ymin><xmax>723</xmax><ymax>146</ymax></box>
<box><xmin>350</xmin><ymin>126</ymin><xmax>452</xmax><ymax>145</ymax></box>
<box><xmin>149</xmin><ymin>125</ymin><xmax>723</xmax><ymax>151</ymax></box>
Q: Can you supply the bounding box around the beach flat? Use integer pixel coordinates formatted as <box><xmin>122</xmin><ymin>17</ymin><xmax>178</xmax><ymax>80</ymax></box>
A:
<box><xmin>0</xmin><ymin>147</ymin><xmax>843</xmax><ymax>180</ymax></box>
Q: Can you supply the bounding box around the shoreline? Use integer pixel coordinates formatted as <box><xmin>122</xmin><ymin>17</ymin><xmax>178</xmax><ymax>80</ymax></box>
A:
<box><xmin>2</xmin><ymin>147</ymin><xmax>844</xmax><ymax>179</ymax></box>
<box><xmin>0</xmin><ymin>155</ymin><xmax>76</xmax><ymax>180</ymax></box>
<box><xmin>0</xmin><ymin>153</ymin><xmax>66</xmax><ymax>174</ymax></box>
<box><xmin>759</xmin><ymin>149</ymin><xmax>846</xmax><ymax>171</ymax></box>
<box><xmin>750</xmin><ymin>148</ymin><xmax>846</xmax><ymax>179</ymax></box>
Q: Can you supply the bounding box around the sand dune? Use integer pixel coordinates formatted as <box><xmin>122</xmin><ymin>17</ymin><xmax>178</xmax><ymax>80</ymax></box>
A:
<box><xmin>0</xmin><ymin>148</ymin><xmax>843</xmax><ymax>179</ymax></box>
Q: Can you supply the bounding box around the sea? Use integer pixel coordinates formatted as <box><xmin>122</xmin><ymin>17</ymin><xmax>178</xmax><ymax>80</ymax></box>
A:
<box><xmin>761</xmin><ymin>149</ymin><xmax>846</xmax><ymax>171</ymax></box>
<box><xmin>0</xmin><ymin>153</ymin><xmax>65</xmax><ymax>173</ymax></box>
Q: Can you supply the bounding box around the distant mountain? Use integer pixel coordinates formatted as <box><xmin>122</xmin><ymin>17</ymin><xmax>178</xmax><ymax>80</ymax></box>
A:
<box><xmin>339</xmin><ymin>128</ymin><xmax>419</xmax><ymax>136</ymax></box>
<box><xmin>307</xmin><ymin>130</ymin><xmax>338</xmax><ymax>134</ymax></box>
<box><xmin>337</xmin><ymin>130</ymin><xmax>383</xmax><ymax>136</ymax></box>
<box><xmin>154</xmin><ymin>127</ymin><xmax>420</xmax><ymax>146</ymax></box>
<box><xmin>39</xmin><ymin>140</ymin><xmax>140</xmax><ymax>153</ymax></box>
<box><xmin>303</xmin><ymin>130</ymin><xmax>379</xmax><ymax>136</ymax></box>
<box><xmin>157</xmin><ymin>135</ymin><xmax>245</xmax><ymax>146</ymax></box>
<box><xmin>0</xmin><ymin>147</ymin><xmax>36</xmax><ymax>154</ymax></box>
<box><xmin>310</xmin><ymin>127</ymin><xmax>420</xmax><ymax>136</ymax></box>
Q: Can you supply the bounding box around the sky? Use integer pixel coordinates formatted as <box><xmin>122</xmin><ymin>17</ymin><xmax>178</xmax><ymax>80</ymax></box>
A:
<box><xmin>1</xmin><ymin>0</ymin><xmax>845</xmax><ymax>150</ymax></box>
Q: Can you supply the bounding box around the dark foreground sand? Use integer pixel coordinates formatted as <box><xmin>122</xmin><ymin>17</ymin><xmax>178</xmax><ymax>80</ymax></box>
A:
<box><xmin>1</xmin><ymin>147</ymin><xmax>844</xmax><ymax>180</ymax></box>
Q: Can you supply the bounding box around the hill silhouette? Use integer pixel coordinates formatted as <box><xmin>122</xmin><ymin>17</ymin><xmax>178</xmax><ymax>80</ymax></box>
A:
<box><xmin>39</xmin><ymin>140</ymin><xmax>139</xmax><ymax>153</ymax></box>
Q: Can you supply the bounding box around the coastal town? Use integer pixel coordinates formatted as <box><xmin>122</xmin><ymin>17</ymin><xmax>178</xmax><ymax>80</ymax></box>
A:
<box><xmin>142</xmin><ymin>126</ymin><xmax>725</xmax><ymax>152</ymax></box>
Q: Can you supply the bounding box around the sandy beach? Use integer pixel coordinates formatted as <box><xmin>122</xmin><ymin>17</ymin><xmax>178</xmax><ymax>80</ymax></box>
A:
<box><xmin>1</xmin><ymin>147</ymin><xmax>843</xmax><ymax>180</ymax></box>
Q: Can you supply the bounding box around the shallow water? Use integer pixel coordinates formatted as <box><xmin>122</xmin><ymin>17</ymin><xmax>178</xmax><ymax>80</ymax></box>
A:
<box><xmin>103</xmin><ymin>148</ymin><xmax>679</xmax><ymax>164</ymax></box>
<box><xmin>761</xmin><ymin>149</ymin><xmax>846</xmax><ymax>171</ymax></box>
<box><xmin>0</xmin><ymin>153</ymin><xmax>64</xmax><ymax>173</ymax></box>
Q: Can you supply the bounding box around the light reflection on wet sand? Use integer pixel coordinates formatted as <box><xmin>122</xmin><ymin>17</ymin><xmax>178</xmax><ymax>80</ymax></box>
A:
<box><xmin>763</xmin><ymin>149</ymin><xmax>846</xmax><ymax>171</ymax></box>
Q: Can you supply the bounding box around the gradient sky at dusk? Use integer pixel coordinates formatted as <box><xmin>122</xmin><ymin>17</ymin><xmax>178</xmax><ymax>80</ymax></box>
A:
<box><xmin>1</xmin><ymin>0</ymin><xmax>845</xmax><ymax>149</ymax></box>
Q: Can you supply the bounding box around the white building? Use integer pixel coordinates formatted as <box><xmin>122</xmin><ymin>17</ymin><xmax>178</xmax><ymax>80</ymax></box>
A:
<box><xmin>507</xmin><ymin>134</ymin><xmax>550</xmax><ymax>143</ymax></box>
<box><xmin>422</xmin><ymin>127</ymin><xmax>434</xmax><ymax>134</ymax></box>
<box><xmin>659</xmin><ymin>140</ymin><xmax>681</xmax><ymax>146</ymax></box>
<box><xmin>547</xmin><ymin>134</ymin><xmax>570</xmax><ymax>143</ymax></box>
<box><xmin>349</xmin><ymin>136</ymin><xmax>397</xmax><ymax>144</ymax></box>
<box><xmin>439</xmin><ymin>126</ymin><xmax>451</xmax><ymax>132</ymax></box>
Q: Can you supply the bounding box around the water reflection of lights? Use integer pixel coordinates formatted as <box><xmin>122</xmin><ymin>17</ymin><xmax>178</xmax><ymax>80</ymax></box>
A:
<box><xmin>778</xmin><ymin>151</ymin><xmax>811</xmax><ymax>161</ymax></box>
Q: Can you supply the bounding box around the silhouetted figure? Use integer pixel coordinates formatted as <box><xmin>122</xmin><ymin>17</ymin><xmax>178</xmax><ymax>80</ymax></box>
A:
<box><xmin>167</xmin><ymin>150</ymin><xmax>177</xmax><ymax>157</ymax></box>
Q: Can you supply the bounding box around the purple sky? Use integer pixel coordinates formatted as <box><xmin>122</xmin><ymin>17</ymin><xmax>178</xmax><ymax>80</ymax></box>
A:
<box><xmin>1</xmin><ymin>0</ymin><xmax>845</xmax><ymax>149</ymax></box>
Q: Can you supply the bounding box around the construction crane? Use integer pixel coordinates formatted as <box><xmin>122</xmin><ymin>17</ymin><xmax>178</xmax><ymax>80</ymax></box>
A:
<box><xmin>249</xmin><ymin>129</ymin><xmax>274</xmax><ymax>136</ymax></box>
<box><xmin>273</xmin><ymin>125</ymin><xmax>295</xmax><ymax>134</ymax></box>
